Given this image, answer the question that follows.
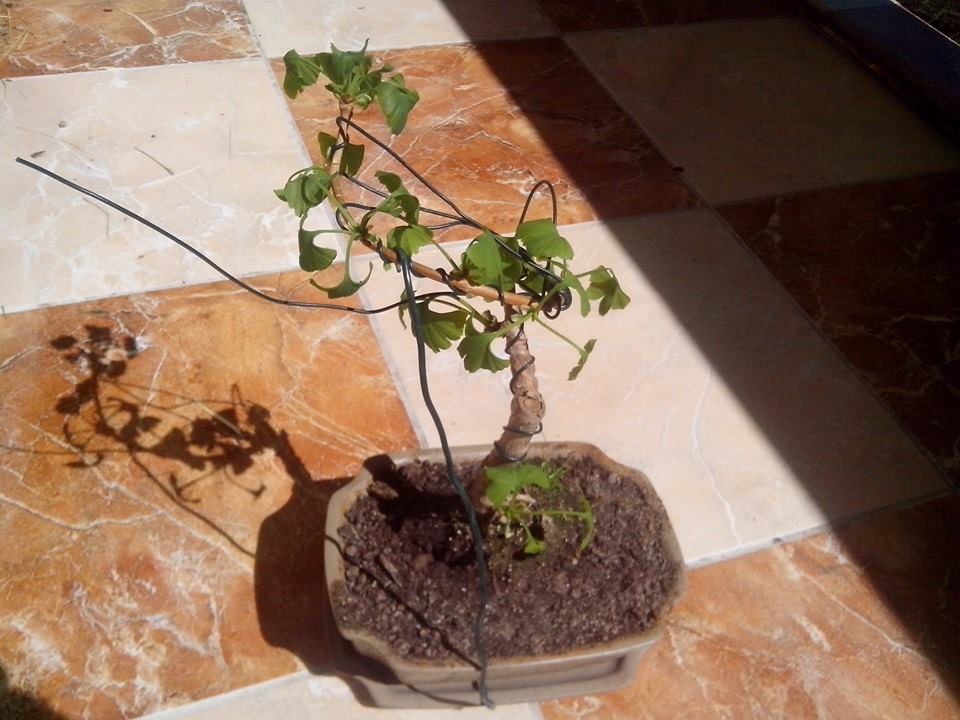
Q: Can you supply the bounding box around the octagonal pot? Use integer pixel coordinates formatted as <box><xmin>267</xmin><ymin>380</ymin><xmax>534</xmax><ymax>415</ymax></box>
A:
<box><xmin>323</xmin><ymin>442</ymin><xmax>685</xmax><ymax>708</ymax></box>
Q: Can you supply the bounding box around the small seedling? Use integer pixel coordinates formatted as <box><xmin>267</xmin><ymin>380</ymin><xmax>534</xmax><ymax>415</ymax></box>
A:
<box><xmin>484</xmin><ymin>462</ymin><xmax>595</xmax><ymax>556</ymax></box>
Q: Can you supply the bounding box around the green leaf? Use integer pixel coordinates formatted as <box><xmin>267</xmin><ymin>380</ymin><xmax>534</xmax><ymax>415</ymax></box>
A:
<box><xmin>515</xmin><ymin>219</ymin><xmax>573</xmax><ymax>260</ymax></box>
<box><xmin>568</xmin><ymin>338</ymin><xmax>597</xmax><ymax>381</ymax></box>
<box><xmin>315</xmin><ymin>42</ymin><xmax>371</xmax><ymax>89</ymax></box>
<box><xmin>586</xmin><ymin>267</ymin><xmax>630</xmax><ymax>316</ymax></box>
<box><xmin>274</xmin><ymin>168</ymin><xmax>332</xmax><ymax>217</ymax></box>
<box><xmin>414</xmin><ymin>304</ymin><xmax>469</xmax><ymax>353</ymax></box>
<box><xmin>457</xmin><ymin>323</ymin><xmax>508</xmax><ymax>374</ymax></box>
<box><xmin>484</xmin><ymin>463</ymin><xmax>555</xmax><ymax>508</ymax></box>
<box><xmin>298</xmin><ymin>225</ymin><xmax>337</xmax><ymax>272</ymax></box>
<box><xmin>578</xmin><ymin>499</ymin><xmax>596</xmax><ymax>552</ymax></box>
<box><xmin>310</xmin><ymin>261</ymin><xmax>373</xmax><ymax>299</ymax></box>
<box><xmin>339</xmin><ymin>142</ymin><xmax>365</xmax><ymax>176</ymax></box>
<box><xmin>462</xmin><ymin>232</ymin><xmax>503</xmax><ymax>287</ymax></box>
<box><xmin>376</xmin><ymin>74</ymin><xmax>419</xmax><ymax>134</ymax></box>
<box><xmin>461</xmin><ymin>232</ymin><xmax>523</xmax><ymax>291</ymax></box>
<box><xmin>374</xmin><ymin>171</ymin><xmax>420</xmax><ymax>224</ymax></box>
<box><xmin>282</xmin><ymin>50</ymin><xmax>322</xmax><ymax>98</ymax></box>
<box><xmin>523</xmin><ymin>535</ymin><xmax>546</xmax><ymax>555</ymax></box>
<box><xmin>387</xmin><ymin>224</ymin><xmax>432</xmax><ymax>257</ymax></box>
<box><xmin>316</xmin><ymin>131</ymin><xmax>337</xmax><ymax>162</ymax></box>
<box><xmin>561</xmin><ymin>269</ymin><xmax>590</xmax><ymax>317</ymax></box>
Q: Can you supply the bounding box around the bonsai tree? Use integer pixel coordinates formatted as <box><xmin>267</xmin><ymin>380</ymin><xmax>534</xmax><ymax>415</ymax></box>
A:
<box><xmin>276</xmin><ymin>44</ymin><xmax>630</xmax><ymax>518</ymax></box>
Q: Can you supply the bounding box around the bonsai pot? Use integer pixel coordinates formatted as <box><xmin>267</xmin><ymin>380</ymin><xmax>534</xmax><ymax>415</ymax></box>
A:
<box><xmin>324</xmin><ymin>442</ymin><xmax>686</xmax><ymax>708</ymax></box>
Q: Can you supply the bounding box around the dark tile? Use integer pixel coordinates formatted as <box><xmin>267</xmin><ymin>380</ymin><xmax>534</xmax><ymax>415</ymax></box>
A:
<box><xmin>719</xmin><ymin>171</ymin><xmax>960</xmax><ymax>482</ymax></box>
<box><xmin>535</xmin><ymin>0</ymin><xmax>795</xmax><ymax>32</ymax></box>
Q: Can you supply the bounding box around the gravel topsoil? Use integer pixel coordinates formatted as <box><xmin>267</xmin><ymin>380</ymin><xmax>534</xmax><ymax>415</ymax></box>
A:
<box><xmin>331</xmin><ymin>454</ymin><xmax>682</xmax><ymax>663</ymax></box>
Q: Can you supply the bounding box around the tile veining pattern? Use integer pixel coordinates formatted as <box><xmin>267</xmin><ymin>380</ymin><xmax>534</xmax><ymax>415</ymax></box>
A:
<box><xmin>2</xmin><ymin>0</ymin><xmax>959</xmax><ymax>716</ymax></box>
<box><xmin>543</xmin><ymin>495</ymin><xmax>960</xmax><ymax>720</ymax></box>
<box><xmin>0</xmin><ymin>273</ymin><xmax>417</xmax><ymax>718</ymax></box>
<box><xmin>1</xmin><ymin>60</ymin><xmax>313</xmax><ymax>314</ymax></box>
<box><xmin>0</xmin><ymin>0</ymin><xmax>256</xmax><ymax>78</ymax></box>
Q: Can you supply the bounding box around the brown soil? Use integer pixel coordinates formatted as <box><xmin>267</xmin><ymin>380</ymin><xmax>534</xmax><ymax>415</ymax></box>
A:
<box><xmin>331</xmin><ymin>454</ymin><xmax>681</xmax><ymax>663</ymax></box>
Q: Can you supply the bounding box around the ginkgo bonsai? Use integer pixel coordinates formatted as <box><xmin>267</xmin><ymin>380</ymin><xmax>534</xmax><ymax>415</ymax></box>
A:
<box><xmin>276</xmin><ymin>44</ymin><xmax>631</xmax><ymax>541</ymax></box>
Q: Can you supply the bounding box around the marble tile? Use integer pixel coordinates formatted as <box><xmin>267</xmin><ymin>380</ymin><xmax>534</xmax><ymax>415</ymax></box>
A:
<box><xmin>358</xmin><ymin>210</ymin><xmax>945</xmax><ymax>563</ymax></box>
<box><xmin>140</xmin><ymin>672</ymin><xmax>540</xmax><ymax>719</ymax></box>
<box><xmin>0</xmin><ymin>271</ymin><xmax>417</xmax><ymax>718</ymax></box>
<box><xmin>567</xmin><ymin>18</ymin><xmax>960</xmax><ymax>204</ymax></box>
<box><xmin>2</xmin><ymin>60</ymin><xmax>320</xmax><ymax>314</ymax></box>
<box><xmin>244</xmin><ymin>0</ymin><xmax>556</xmax><ymax>58</ymax></box>
<box><xmin>535</xmin><ymin>0</ymin><xmax>794</xmax><ymax>32</ymax></box>
<box><xmin>0</xmin><ymin>0</ymin><xmax>256</xmax><ymax>78</ymax></box>
<box><xmin>719</xmin><ymin>171</ymin><xmax>960</xmax><ymax>483</ymax></box>
<box><xmin>541</xmin><ymin>493</ymin><xmax>960</xmax><ymax>719</ymax></box>
<box><xmin>276</xmin><ymin>40</ymin><xmax>697</xmax><ymax>241</ymax></box>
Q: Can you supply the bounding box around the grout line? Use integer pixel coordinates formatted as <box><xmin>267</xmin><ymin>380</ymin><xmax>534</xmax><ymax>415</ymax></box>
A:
<box><xmin>561</xmin><ymin>25</ymin><xmax>955</xmax><ymax>488</ymax></box>
<box><xmin>687</xmin><ymin>485</ymin><xmax>958</xmax><ymax>570</ymax></box>
<box><xmin>1</xmin><ymin>54</ymin><xmax>264</xmax><ymax>82</ymax></box>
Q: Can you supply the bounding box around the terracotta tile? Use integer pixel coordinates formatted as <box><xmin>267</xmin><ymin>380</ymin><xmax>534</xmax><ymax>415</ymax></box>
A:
<box><xmin>568</xmin><ymin>19</ymin><xmax>960</xmax><ymax>203</ymax></box>
<box><xmin>0</xmin><ymin>0</ymin><xmax>256</xmax><ymax>78</ymax></box>
<box><xmin>274</xmin><ymin>40</ymin><xmax>697</xmax><ymax>241</ymax></box>
<box><xmin>0</xmin><ymin>270</ymin><xmax>417</xmax><ymax>718</ymax></box>
<box><xmin>360</xmin><ymin>212</ymin><xmax>945</xmax><ymax>563</ymax></box>
<box><xmin>535</xmin><ymin>0</ymin><xmax>795</xmax><ymax>32</ymax></box>
<box><xmin>543</xmin><ymin>494</ymin><xmax>960</xmax><ymax>719</ymax></box>
<box><xmin>244</xmin><ymin>0</ymin><xmax>555</xmax><ymax>58</ymax></box>
<box><xmin>719</xmin><ymin>171</ymin><xmax>960</xmax><ymax>483</ymax></box>
<box><xmin>3</xmin><ymin>60</ymin><xmax>317</xmax><ymax>314</ymax></box>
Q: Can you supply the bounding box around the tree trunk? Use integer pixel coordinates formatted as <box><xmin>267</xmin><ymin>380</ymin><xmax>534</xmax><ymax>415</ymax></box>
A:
<box><xmin>469</xmin><ymin>313</ymin><xmax>546</xmax><ymax>506</ymax></box>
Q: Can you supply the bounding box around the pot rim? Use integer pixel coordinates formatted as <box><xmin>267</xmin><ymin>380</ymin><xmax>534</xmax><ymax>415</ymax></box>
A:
<box><xmin>324</xmin><ymin>441</ymin><xmax>687</xmax><ymax>674</ymax></box>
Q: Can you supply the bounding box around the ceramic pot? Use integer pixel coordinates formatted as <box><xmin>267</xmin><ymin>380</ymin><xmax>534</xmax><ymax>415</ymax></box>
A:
<box><xmin>324</xmin><ymin>442</ymin><xmax>685</xmax><ymax>708</ymax></box>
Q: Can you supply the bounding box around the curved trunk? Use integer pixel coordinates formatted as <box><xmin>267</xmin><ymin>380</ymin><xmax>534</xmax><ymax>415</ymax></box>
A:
<box><xmin>469</xmin><ymin>315</ymin><xmax>546</xmax><ymax>506</ymax></box>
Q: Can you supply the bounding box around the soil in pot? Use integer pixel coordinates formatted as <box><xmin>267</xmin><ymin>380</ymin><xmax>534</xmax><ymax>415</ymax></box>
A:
<box><xmin>331</xmin><ymin>453</ymin><xmax>681</xmax><ymax>663</ymax></box>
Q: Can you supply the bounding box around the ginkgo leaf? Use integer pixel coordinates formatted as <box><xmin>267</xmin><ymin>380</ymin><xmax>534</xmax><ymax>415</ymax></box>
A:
<box><xmin>274</xmin><ymin>168</ymin><xmax>332</xmax><ymax>217</ymax></box>
<box><xmin>568</xmin><ymin>338</ymin><xmax>597</xmax><ymax>381</ymax></box>
<box><xmin>413</xmin><ymin>304</ymin><xmax>469</xmax><ymax>353</ymax></box>
<box><xmin>484</xmin><ymin>463</ymin><xmax>555</xmax><ymax>508</ymax></box>
<box><xmin>586</xmin><ymin>267</ymin><xmax>630</xmax><ymax>316</ymax></box>
<box><xmin>515</xmin><ymin>219</ymin><xmax>573</xmax><ymax>260</ymax></box>
<box><xmin>282</xmin><ymin>50</ymin><xmax>322</xmax><ymax>98</ymax></box>
<box><xmin>298</xmin><ymin>225</ymin><xmax>337</xmax><ymax>271</ymax></box>
<box><xmin>457</xmin><ymin>324</ymin><xmax>508</xmax><ymax>373</ymax></box>
<box><xmin>387</xmin><ymin>224</ymin><xmax>432</xmax><ymax>257</ymax></box>
<box><xmin>376</xmin><ymin>74</ymin><xmax>419</xmax><ymax>134</ymax></box>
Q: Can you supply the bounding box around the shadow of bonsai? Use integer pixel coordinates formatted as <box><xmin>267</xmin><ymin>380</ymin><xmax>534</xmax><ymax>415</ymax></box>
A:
<box><xmin>47</xmin><ymin>324</ymin><xmax>298</xmax><ymax>556</ymax></box>
<box><xmin>0</xmin><ymin>665</ymin><xmax>66</xmax><ymax>720</ymax></box>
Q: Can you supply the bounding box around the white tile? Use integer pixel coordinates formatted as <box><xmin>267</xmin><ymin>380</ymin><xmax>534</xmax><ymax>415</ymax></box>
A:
<box><xmin>359</xmin><ymin>211</ymin><xmax>946</xmax><ymax>563</ymax></box>
<box><xmin>243</xmin><ymin>0</ymin><xmax>556</xmax><ymax>57</ymax></box>
<box><xmin>139</xmin><ymin>671</ymin><xmax>541</xmax><ymax>719</ymax></box>
<box><xmin>567</xmin><ymin>19</ymin><xmax>960</xmax><ymax>203</ymax></box>
<box><xmin>2</xmin><ymin>60</ymin><xmax>326</xmax><ymax>314</ymax></box>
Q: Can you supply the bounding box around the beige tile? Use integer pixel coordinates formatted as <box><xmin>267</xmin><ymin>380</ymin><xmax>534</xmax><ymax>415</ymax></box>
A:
<box><xmin>358</xmin><ymin>210</ymin><xmax>945</xmax><ymax>562</ymax></box>
<box><xmin>2</xmin><ymin>60</ymin><xmax>323</xmax><ymax>314</ymax></box>
<box><xmin>0</xmin><ymin>270</ymin><xmax>418</xmax><ymax>718</ymax></box>
<box><xmin>542</xmin><ymin>494</ymin><xmax>960</xmax><ymax>719</ymax></box>
<box><xmin>243</xmin><ymin>0</ymin><xmax>556</xmax><ymax>58</ymax></box>
<box><xmin>567</xmin><ymin>19</ymin><xmax>960</xmax><ymax>203</ymax></box>
<box><xmin>141</xmin><ymin>672</ymin><xmax>541</xmax><ymax>719</ymax></box>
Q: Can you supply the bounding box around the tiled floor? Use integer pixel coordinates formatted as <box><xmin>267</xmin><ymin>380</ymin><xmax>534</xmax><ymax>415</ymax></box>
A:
<box><xmin>1</xmin><ymin>1</ymin><xmax>958</xmax><ymax>718</ymax></box>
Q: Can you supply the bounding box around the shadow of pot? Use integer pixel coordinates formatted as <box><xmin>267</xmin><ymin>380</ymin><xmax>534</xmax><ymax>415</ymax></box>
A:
<box><xmin>324</xmin><ymin>442</ymin><xmax>686</xmax><ymax>708</ymax></box>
